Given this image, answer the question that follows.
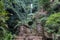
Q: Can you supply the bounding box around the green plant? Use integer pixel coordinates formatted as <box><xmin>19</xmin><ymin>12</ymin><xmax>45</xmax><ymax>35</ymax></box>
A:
<box><xmin>0</xmin><ymin>0</ymin><xmax>9</xmax><ymax>28</ymax></box>
<box><xmin>0</xmin><ymin>27</ymin><xmax>13</xmax><ymax>40</ymax></box>
<box><xmin>38</xmin><ymin>0</ymin><xmax>50</xmax><ymax>10</ymax></box>
<box><xmin>45</xmin><ymin>12</ymin><xmax>60</xmax><ymax>33</ymax></box>
<box><xmin>0</xmin><ymin>0</ymin><xmax>4</xmax><ymax>11</ymax></box>
<box><xmin>0</xmin><ymin>1</ymin><xmax>13</xmax><ymax>40</ymax></box>
<box><xmin>4</xmin><ymin>32</ymin><xmax>13</xmax><ymax>40</ymax></box>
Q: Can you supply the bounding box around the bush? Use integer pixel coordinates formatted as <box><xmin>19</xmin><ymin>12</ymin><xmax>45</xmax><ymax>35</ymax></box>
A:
<box><xmin>45</xmin><ymin>12</ymin><xmax>60</xmax><ymax>33</ymax></box>
<box><xmin>0</xmin><ymin>27</ymin><xmax>13</xmax><ymax>40</ymax></box>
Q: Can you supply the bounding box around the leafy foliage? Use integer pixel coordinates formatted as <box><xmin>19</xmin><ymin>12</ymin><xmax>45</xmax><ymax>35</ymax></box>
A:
<box><xmin>0</xmin><ymin>27</ymin><xmax>13</xmax><ymax>40</ymax></box>
<box><xmin>39</xmin><ymin>0</ymin><xmax>50</xmax><ymax>10</ymax></box>
<box><xmin>0</xmin><ymin>0</ymin><xmax>9</xmax><ymax>28</ymax></box>
<box><xmin>0</xmin><ymin>0</ymin><xmax>60</xmax><ymax>40</ymax></box>
<box><xmin>0</xmin><ymin>0</ymin><xmax>4</xmax><ymax>11</ymax></box>
<box><xmin>45</xmin><ymin>12</ymin><xmax>60</xmax><ymax>33</ymax></box>
<box><xmin>0</xmin><ymin>0</ymin><xmax>13</xmax><ymax>40</ymax></box>
<box><xmin>4</xmin><ymin>0</ymin><xmax>38</xmax><ymax>31</ymax></box>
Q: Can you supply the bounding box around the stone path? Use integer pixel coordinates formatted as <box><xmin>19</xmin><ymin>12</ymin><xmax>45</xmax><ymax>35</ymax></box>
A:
<box><xmin>14</xmin><ymin>36</ymin><xmax>43</xmax><ymax>40</ymax></box>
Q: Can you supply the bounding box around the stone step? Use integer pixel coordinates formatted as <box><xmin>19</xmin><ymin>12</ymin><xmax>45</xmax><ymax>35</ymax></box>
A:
<box><xmin>15</xmin><ymin>36</ymin><xmax>43</xmax><ymax>40</ymax></box>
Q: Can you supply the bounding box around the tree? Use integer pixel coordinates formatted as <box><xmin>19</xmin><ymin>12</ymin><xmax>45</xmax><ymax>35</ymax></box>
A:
<box><xmin>3</xmin><ymin>0</ymin><xmax>39</xmax><ymax>34</ymax></box>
